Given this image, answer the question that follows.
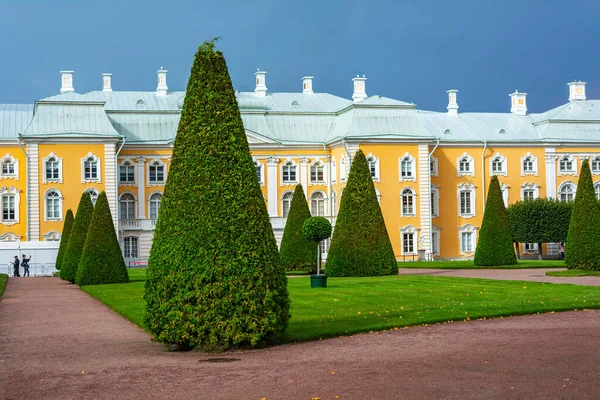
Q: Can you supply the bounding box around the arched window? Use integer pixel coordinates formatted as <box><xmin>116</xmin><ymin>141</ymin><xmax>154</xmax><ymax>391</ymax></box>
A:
<box><xmin>459</xmin><ymin>157</ymin><xmax>471</xmax><ymax>173</ymax></box>
<box><xmin>522</xmin><ymin>156</ymin><xmax>533</xmax><ymax>173</ymax></box>
<box><xmin>149</xmin><ymin>160</ymin><xmax>165</xmax><ymax>184</ymax></box>
<box><xmin>119</xmin><ymin>161</ymin><xmax>135</xmax><ymax>184</ymax></box>
<box><xmin>119</xmin><ymin>193</ymin><xmax>136</xmax><ymax>220</ymax></box>
<box><xmin>366</xmin><ymin>156</ymin><xmax>377</xmax><ymax>179</ymax></box>
<box><xmin>401</xmin><ymin>188</ymin><xmax>416</xmax><ymax>216</ymax></box>
<box><xmin>45</xmin><ymin>189</ymin><xmax>62</xmax><ymax>220</ymax></box>
<box><xmin>458</xmin><ymin>183</ymin><xmax>476</xmax><ymax>217</ymax></box>
<box><xmin>559</xmin><ymin>183</ymin><xmax>575</xmax><ymax>202</ymax></box>
<box><xmin>46</xmin><ymin>157</ymin><xmax>59</xmax><ymax>180</ymax></box>
<box><xmin>331</xmin><ymin>190</ymin><xmax>338</xmax><ymax>217</ymax></box>
<box><xmin>0</xmin><ymin>154</ymin><xmax>18</xmax><ymax>179</ymax></box>
<box><xmin>492</xmin><ymin>156</ymin><xmax>505</xmax><ymax>174</ymax></box>
<box><xmin>311</xmin><ymin>192</ymin><xmax>326</xmax><ymax>216</ymax></box>
<box><xmin>85</xmin><ymin>189</ymin><xmax>99</xmax><ymax>206</ymax></box>
<box><xmin>282</xmin><ymin>161</ymin><xmax>297</xmax><ymax>183</ymax></box>
<box><xmin>149</xmin><ymin>192</ymin><xmax>162</xmax><ymax>220</ymax></box>
<box><xmin>282</xmin><ymin>191</ymin><xmax>293</xmax><ymax>217</ymax></box>
<box><xmin>399</xmin><ymin>154</ymin><xmax>414</xmax><ymax>180</ymax></box>
<box><xmin>310</xmin><ymin>161</ymin><xmax>324</xmax><ymax>183</ymax></box>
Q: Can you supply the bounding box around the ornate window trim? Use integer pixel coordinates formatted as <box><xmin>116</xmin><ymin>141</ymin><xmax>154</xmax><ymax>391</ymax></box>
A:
<box><xmin>400</xmin><ymin>225</ymin><xmax>419</xmax><ymax>255</ymax></box>
<box><xmin>310</xmin><ymin>190</ymin><xmax>328</xmax><ymax>217</ymax></box>
<box><xmin>520</xmin><ymin>152</ymin><xmax>538</xmax><ymax>177</ymax></box>
<box><xmin>490</xmin><ymin>152</ymin><xmax>508</xmax><ymax>176</ymax></box>
<box><xmin>0</xmin><ymin>186</ymin><xmax>20</xmax><ymax>225</ymax></box>
<box><xmin>44</xmin><ymin>188</ymin><xmax>63</xmax><ymax>222</ymax></box>
<box><xmin>430</xmin><ymin>155</ymin><xmax>439</xmax><ymax>177</ymax></box>
<box><xmin>558</xmin><ymin>155</ymin><xmax>577</xmax><ymax>176</ymax></box>
<box><xmin>0</xmin><ymin>154</ymin><xmax>18</xmax><ymax>180</ymax></box>
<box><xmin>398</xmin><ymin>152</ymin><xmax>416</xmax><ymax>182</ymax></box>
<box><xmin>118</xmin><ymin>158</ymin><xmax>136</xmax><ymax>186</ymax></box>
<box><xmin>85</xmin><ymin>188</ymin><xmax>99</xmax><ymax>206</ymax></box>
<box><xmin>340</xmin><ymin>156</ymin><xmax>347</xmax><ymax>182</ymax></box>
<box><xmin>366</xmin><ymin>153</ymin><xmax>380</xmax><ymax>182</ymax></box>
<box><xmin>558</xmin><ymin>181</ymin><xmax>576</xmax><ymax>202</ymax></box>
<box><xmin>457</xmin><ymin>153</ymin><xmax>474</xmax><ymax>177</ymax></box>
<box><xmin>521</xmin><ymin>182</ymin><xmax>540</xmax><ymax>201</ymax></box>
<box><xmin>0</xmin><ymin>232</ymin><xmax>20</xmax><ymax>241</ymax></box>
<box><xmin>400</xmin><ymin>187</ymin><xmax>417</xmax><ymax>217</ymax></box>
<box><xmin>309</xmin><ymin>158</ymin><xmax>327</xmax><ymax>185</ymax></box>
<box><xmin>591</xmin><ymin>156</ymin><xmax>600</xmax><ymax>175</ymax></box>
<box><xmin>43</xmin><ymin>231</ymin><xmax>61</xmax><ymax>241</ymax></box>
<box><xmin>43</xmin><ymin>152</ymin><xmax>62</xmax><ymax>184</ymax></box>
<box><xmin>81</xmin><ymin>152</ymin><xmax>101</xmax><ymax>183</ymax></box>
<box><xmin>119</xmin><ymin>192</ymin><xmax>137</xmax><ymax>220</ymax></box>
<box><xmin>281</xmin><ymin>190</ymin><xmax>294</xmax><ymax>217</ymax></box>
<box><xmin>458</xmin><ymin>224</ymin><xmax>478</xmax><ymax>256</ymax></box>
<box><xmin>280</xmin><ymin>158</ymin><xmax>299</xmax><ymax>186</ymax></box>
<box><xmin>331</xmin><ymin>158</ymin><xmax>337</xmax><ymax>183</ymax></box>
<box><xmin>148</xmin><ymin>191</ymin><xmax>163</xmax><ymax>220</ymax></box>
<box><xmin>500</xmin><ymin>183</ymin><xmax>510</xmax><ymax>207</ymax></box>
<box><xmin>147</xmin><ymin>158</ymin><xmax>166</xmax><ymax>186</ymax></box>
<box><xmin>457</xmin><ymin>183</ymin><xmax>476</xmax><ymax>218</ymax></box>
<box><xmin>253</xmin><ymin>159</ymin><xmax>265</xmax><ymax>186</ymax></box>
<box><xmin>431</xmin><ymin>184</ymin><xmax>440</xmax><ymax>218</ymax></box>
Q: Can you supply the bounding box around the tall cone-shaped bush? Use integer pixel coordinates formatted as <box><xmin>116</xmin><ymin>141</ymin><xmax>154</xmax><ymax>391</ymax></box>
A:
<box><xmin>279</xmin><ymin>184</ymin><xmax>318</xmax><ymax>273</ymax></box>
<box><xmin>55</xmin><ymin>209</ymin><xmax>74</xmax><ymax>271</ymax></box>
<box><xmin>76</xmin><ymin>192</ymin><xmax>129</xmax><ymax>285</ymax></box>
<box><xmin>325</xmin><ymin>150</ymin><xmax>397</xmax><ymax>276</ymax></box>
<box><xmin>144</xmin><ymin>40</ymin><xmax>289</xmax><ymax>351</ymax></box>
<box><xmin>61</xmin><ymin>193</ymin><xmax>94</xmax><ymax>283</ymax></box>
<box><xmin>474</xmin><ymin>175</ymin><xmax>517</xmax><ymax>266</ymax></box>
<box><xmin>565</xmin><ymin>159</ymin><xmax>600</xmax><ymax>270</ymax></box>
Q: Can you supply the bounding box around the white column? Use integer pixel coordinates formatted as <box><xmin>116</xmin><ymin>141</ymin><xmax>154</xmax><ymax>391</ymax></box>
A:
<box><xmin>267</xmin><ymin>157</ymin><xmax>279</xmax><ymax>217</ymax></box>
<box><xmin>28</xmin><ymin>143</ymin><xmax>40</xmax><ymax>241</ymax></box>
<box><xmin>300</xmin><ymin>157</ymin><xmax>309</xmax><ymax>198</ymax></box>
<box><xmin>417</xmin><ymin>144</ymin><xmax>431</xmax><ymax>253</ymax></box>
<box><xmin>545</xmin><ymin>149</ymin><xmax>557</xmax><ymax>199</ymax></box>
<box><xmin>136</xmin><ymin>157</ymin><xmax>146</xmax><ymax>219</ymax></box>
<box><xmin>104</xmin><ymin>144</ymin><xmax>118</xmax><ymax>229</ymax></box>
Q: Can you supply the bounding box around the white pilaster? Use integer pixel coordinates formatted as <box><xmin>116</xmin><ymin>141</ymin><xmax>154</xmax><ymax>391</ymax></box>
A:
<box><xmin>300</xmin><ymin>157</ymin><xmax>309</xmax><ymax>198</ymax></box>
<box><xmin>266</xmin><ymin>157</ymin><xmax>279</xmax><ymax>216</ymax></box>
<box><xmin>545</xmin><ymin>149</ymin><xmax>557</xmax><ymax>199</ymax></box>
<box><xmin>104</xmin><ymin>144</ymin><xmax>118</xmax><ymax>229</ymax></box>
<box><xmin>136</xmin><ymin>157</ymin><xmax>146</xmax><ymax>219</ymax></box>
<box><xmin>418</xmin><ymin>144</ymin><xmax>431</xmax><ymax>253</ymax></box>
<box><xmin>28</xmin><ymin>143</ymin><xmax>40</xmax><ymax>241</ymax></box>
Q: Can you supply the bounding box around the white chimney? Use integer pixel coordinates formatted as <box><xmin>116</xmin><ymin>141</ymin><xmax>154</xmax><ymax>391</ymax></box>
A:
<box><xmin>447</xmin><ymin>89</ymin><xmax>459</xmax><ymax>116</ymax></box>
<box><xmin>156</xmin><ymin>67</ymin><xmax>168</xmax><ymax>97</ymax></box>
<box><xmin>509</xmin><ymin>90</ymin><xmax>527</xmax><ymax>116</ymax></box>
<box><xmin>102</xmin><ymin>73</ymin><xmax>112</xmax><ymax>92</ymax></box>
<box><xmin>255</xmin><ymin>69</ymin><xmax>267</xmax><ymax>97</ymax></box>
<box><xmin>352</xmin><ymin>75</ymin><xmax>367</xmax><ymax>103</ymax></box>
<box><xmin>302</xmin><ymin>76</ymin><xmax>314</xmax><ymax>94</ymax></box>
<box><xmin>568</xmin><ymin>81</ymin><xmax>587</xmax><ymax>101</ymax></box>
<box><xmin>60</xmin><ymin>71</ymin><xmax>74</xmax><ymax>93</ymax></box>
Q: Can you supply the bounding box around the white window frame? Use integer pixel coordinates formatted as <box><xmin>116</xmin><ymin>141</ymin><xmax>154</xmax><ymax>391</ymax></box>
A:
<box><xmin>0</xmin><ymin>186</ymin><xmax>20</xmax><ymax>225</ymax></box>
<box><xmin>310</xmin><ymin>191</ymin><xmax>327</xmax><ymax>216</ymax></box>
<box><xmin>123</xmin><ymin>236</ymin><xmax>139</xmax><ymax>259</ymax></box>
<box><xmin>431</xmin><ymin>226</ymin><xmax>441</xmax><ymax>256</ymax></box>
<box><xmin>147</xmin><ymin>159</ymin><xmax>166</xmax><ymax>186</ymax></box>
<box><xmin>148</xmin><ymin>192</ymin><xmax>162</xmax><ymax>220</ymax></box>
<box><xmin>44</xmin><ymin>188</ymin><xmax>63</xmax><ymax>221</ymax></box>
<box><xmin>400</xmin><ymin>225</ymin><xmax>419</xmax><ymax>255</ymax></box>
<box><xmin>253</xmin><ymin>160</ymin><xmax>265</xmax><ymax>186</ymax></box>
<box><xmin>85</xmin><ymin>188</ymin><xmax>99</xmax><ymax>206</ymax></box>
<box><xmin>458</xmin><ymin>224</ymin><xmax>478</xmax><ymax>256</ymax></box>
<box><xmin>118</xmin><ymin>159</ymin><xmax>136</xmax><ymax>185</ymax></box>
<box><xmin>457</xmin><ymin>153</ymin><xmax>474</xmax><ymax>177</ymax></box>
<box><xmin>331</xmin><ymin>190</ymin><xmax>338</xmax><ymax>217</ymax></box>
<box><xmin>520</xmin><ymin>152</ymin><xmax>538</xmax><ymax>176</ymax></box>
<box><xmin>0</xmin><ymin>154</ymin><xmax>18</xmax><ymax>180</ymax></box>
<box><xmin>595</xmin><ymin>182</ymin><xmax>600</xmax><ymax>200</ymax></box>
<box><xmin>281</xmin><ymin>159</ymin><xmax>298</xmax><ymax>185</ymax></box>
<box><xmin>431</xmin><ymin>184</ymin><xmax>440</xmax><ymax>218</ymax></box>
<box><xmin>558</xmin><ymin>155</ymin><xmax>577</xmax><ymax>176</ymax></box>
<box><xmin>558</xmin><ymin>181</ymin><xmax>576</xmax><ymax>202</ymax></box>
<box><xmin>524</xmin><ymin>242</ymin><xmax>538</xmax><ymax>254</ymax></box>
<box><xmin>490</xmin><ymin>152</ymin><xmax>507</xmax><ymax>176</ymax></box>
<box><xmin>119</xmin><ymin>192</ymin><xmax>137</xmax><ymax>220</ymax></box>
<box><xmin>400</xmin><ymin>187</ymin><xmax>416</xmax><ymax>217</ymax></box>
<box><xmin>309</xmin><ymin>159</ymin><xmax>326</xmax><ymax>184</ymax></box>
<box><xmin>430</xmin><ymin>155</ymin><xmax>439</xmax><ymax>177</ymax></box>
<box><xmin>500</xmin><ymin>183</ymin><xmax>510</xmax><ymax>207</ymax></box>
<box><xmin>281</xmin><ymin>191</ymin><xmax>294</xmax><ymax>218</ymax></box>
<box><xmin>340</xmin><ymin>157</ymin><xmax>347</xmax><ymax>181</ymax></box>
<box><xmin>366</xmin><ymin>153</ymin><xmax>380</xmax><ymax>182</ymax></box>
<box><xmin>457</xmin><ymin>183</ymin><xmax>476</xmax><ymax>218</ymax></box>
<box><xmin>43</xmin><ymin>231</ymin><xmax>61</xmax><ymax>241</ymax></box>
<box><xmin>591</xmin><ymin>156</ymin><xmax>600</xmax><ymax>175</ymax></box>
<box><xmin>43</xmin><ymin>153</ymin><xmax>62</xmax><ymax>184</ymax></box>
<box><xmin>81</xmin><ymin>152</ymin><xmax>101</xmax><ymax>183</ymax></box>
<box><xmin>521</xmin><ymin>183</ymin><xmax>540</xmax><ymax>201</ymax></box>
<box><xmin>331</xmin><ymin>158</ymin><xmax>337</xmax><ymax>183</ymax></box>
<box><xmin>398</xmin><ymin>152</ymin><xmax>415</xmax><ymax>182</ymax></box>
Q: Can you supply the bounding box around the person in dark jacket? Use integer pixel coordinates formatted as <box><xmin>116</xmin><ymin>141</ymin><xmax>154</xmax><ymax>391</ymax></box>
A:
<box><xmin>11</xmin><ymin>255</ymin><xmax>20</xmax><ymax>277</ymax></box>
<box><xmin>21</xmin><ymin>254</ymin><xmax>31</xmax><ymax>277</ymax></box>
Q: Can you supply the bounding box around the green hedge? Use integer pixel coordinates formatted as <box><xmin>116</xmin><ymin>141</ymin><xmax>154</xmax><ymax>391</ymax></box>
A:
<box><xmin>144</xmin><ymin>40</ymin><xmax>289</xmax><ymax>351</ymax></box>
<box><xmin>55</xmin><ymin>209</ymin><xmax>74</xmax><ymax>271</ymax></box>
<box><xmin>325</xmin><ymin>150</ymin><xmax>397</xmax><ymax>277</ymax></box>
<box><xmin>61</xmin><ymin>193</ymin><xmax>94</xmax><ymax>283</ymax></box>
<box><xmin>76</xmin><ymin>192</ymin><xmax>129</xmax><ymax>285</ymax></box>
<box><xmin>474</xmin><ymin>176</ymin><xmax>517</xmax><ymax>266</ymax></box>
<box><xmin>279</xmin><ymin>184</ymin><xmax>318</xmax><ymax>273</ymax></box>
<box><xmin>508</xmin><ymin>198</ymin><xmax>572</xmax><ymax>244</ymax></box>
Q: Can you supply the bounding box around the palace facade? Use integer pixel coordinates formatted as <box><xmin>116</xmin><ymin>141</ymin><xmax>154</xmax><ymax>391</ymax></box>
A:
<box><xmin>0</xmin><ymin>68</ymin><xmax>598</xmax><ymax>263</ymax></box>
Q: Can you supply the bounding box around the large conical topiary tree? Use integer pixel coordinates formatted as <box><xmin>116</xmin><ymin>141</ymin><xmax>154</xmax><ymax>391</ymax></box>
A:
<box><xmin>61</xmin><ymin>193</ymin><xmax>94</xmax><ymax>283</ymax></box>
<box><xmin>325</xmin><ymin>150</ymin><xmax>397</xmax><ymax>277</ymax></box>
<box><xmin>144</xmin><ymin>40</ymin><xmax>289</xmax><ymax>351</ymax></box>
<box><xmin>474</xmin><ymin>175</ymin><xmax>517</xmax><ymax>266</ymax></box>
<box><xmin>565</xmin><ymin>159</ymin><xmax>600</xmax><ymax>270</ymax></box>
<box><xmin>55</xmin><ymin>209</ymin><xmax>74</xmax><ymax>271</ymax></box>
<box><xmin>279</xmin><ymin>184</ymin><xmax>318</xmax><ymax>273</ymax></box>
<box><xmin>76</xmin><ymin>192</ymin><xmax>129</xmax><ymax>285</ymax></box>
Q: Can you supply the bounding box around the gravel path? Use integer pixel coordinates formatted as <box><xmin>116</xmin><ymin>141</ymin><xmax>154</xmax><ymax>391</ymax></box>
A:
<box><xmin>1</xmin><ymin>277</ymin><xmax>599</xmax><ymax>399</ymax></box>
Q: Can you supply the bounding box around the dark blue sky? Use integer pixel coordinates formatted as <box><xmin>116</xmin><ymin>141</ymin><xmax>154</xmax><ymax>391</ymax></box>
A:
<box><xmin>1</xmin><ymin>0</ymin><xmax>598</xmax><ymax>113</ymax></box>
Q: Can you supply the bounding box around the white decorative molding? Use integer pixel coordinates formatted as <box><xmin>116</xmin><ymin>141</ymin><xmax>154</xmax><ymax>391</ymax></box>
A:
<box><xmin>431</xmin><ymin>183</ymin><xmax>440</xmax><ymax>218</ymax></box>
<box><xmin>267</xmin><ymin>157</ymin><xmax>280</xmax><ymax>217</ymax></box>
<box><xmin>331</xmin><ymin>157</ymin><xmax>337</xmax><ymax>183</ymax></box>
<box><xmin>431</xmin><ymin>225</ymin><xmax>441</xmax><ymax>256</ymax></box>
<box><xmin>43</xmin><ymin>231</ymin><xmax>61</xmax><ymax>241</ymax></box>
<box><xmin>400</xmin><ymin>187</ymin><xmax>417</xmax><ymax>217</ymax></box>
<box><xmin>81</xmin><ymin>152</ymin><xmax>102</xmax><ymax>183</ymax></box>
<box><xmin>43</xmin><ymin>188</ymin><xmax>63</xmax><ymax>222</ymax></box>
<box><xmin>27</xmin><ymin>143</ymin><xmax>39</xmax><ymax>240</ymax></box>
<box><xmin>0</xmin><ymin>185</ymin><xmax>21</xmax><ymax>226</ymax></box>
<box><xmin>520</xmin><ymin>152</ymin><xmax>538</xmax><ymax>177</ymax></box>
<box><xmin>521</xmin><ymin>182</ymin><xmax>540</xmax><ymax>200</ymax></box>
<box><xmin>430</xmin><ymin>154</ymin><xmax>439</xmax><ymax>177</ymax></box>
<box><xmin>146</xmin><ymin>158</ymin><xmax>166</xmax><ymax>186</ymax></box>
<box><xmin>457</xmin><ymin>183</ymin><xmax>476</xmax><ymax>218</ymax></box>
<box><xmin>457</xmin><ymin>153</ymin><xmax>475</xmax><ymax>177</ymax></box>
<box><xmin>590</xmin><ymin>156</ymin><xmax>600</xmax><ymax>175</ymax></box>
<box><xmin>136</xmin><ymin>157</ymin><xmax>147</xmax><ymax>218</ymax></box>
<box><xmin>309</xmin><ymin>157</ymin><xmax>327</xmax><ymax>185</ymax></box>
<box><xmin>365</xmin><ymin>153</ymin><xmax>380</xmax><ymax>182</ymax></box>
<box><xmin>398</xmin><ymin>152</ymin><xmax>416</xmax><ymax>182</ymax></box>
<box><xmin>118</xmin><ymin>158</ymin><xmax>137</xmax><ymax>186</ymax></box>
<box><xmin>340</xmin><ymin>156</ymin><xmax>347</xmax><ymax>181</ymax></box>
<box><xmin>0</xmin><ymin>232</ymin><xmax>20</xmax><ymax>241</ymax></box>
<box><xmin>253</xmin><ymin>159</ymin><xmax>265</xmax><ymax>186</ymax></box>
<box><xmin>545</xmin><ymin>149</ymin><xmax>557</xmax><ymax>199</ymax></box>
<box><xmin>104</xmin><ymin>143</ymin><xmax>117</xmax><ymax>229</ymax></box>
<box><xmin>280</xmin><ymin>158</ymin><xmax>299</xmax><ymax>186</ymax></box>
<box><xmin>458</xmin><ymin>224</ymin><xmax>478</xmax><ymax>256</ymax></box>
<box><xmin>490</xmin><ymin>152</ymin><xmax>508</xmax><ymax>176</ymax></box>
<box><xmin>500</xmin><ymin>183</ymin><xmax>510</xmax><ymax>207</ymax></box>
<box><xmin>399</xmin><ymin>225</ymin><xmax>420</xmax><ymax>255</ymax></box>
<box><xmin>42</xmin><ymin>152</ymin><xmax>62</xmax><ymax>184</ymax></box>
<box><xmin>558</xmin><ymin>154</ymin><xmax>578</xmax><ymax>177</ymax></box>
<box><xmin>0</xmin><ymin>153</ymin><xmax>19</xmax><ymax>180</ymax></box>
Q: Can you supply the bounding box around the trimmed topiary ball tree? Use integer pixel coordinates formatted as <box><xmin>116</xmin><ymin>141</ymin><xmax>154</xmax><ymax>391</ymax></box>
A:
<box><xmin>76</xmin><ymin>192</ymin><xmax>129</xmax><ymax>286</ymax></box>
<box><xmin>474</xmin><ymin>175</ymin><xmax>517</xmax><ymax>266</ymax></box>
<box><xmin>279</xmin><ymin>184</ymin><xmax>318</xmax><ymax>273</ymax></box>
<box><xmin>302</xmin><ymin>216</ymin><xmax>332</xmax><ymax>276</ymax></box>
<box><xmin>565</xmin><ymin>159</ymin><xmax>600</xmax><ymax>270</ymax></box>
<box><xmin>325</xmin><ymin>149</ymin><xmax>397</xmax><ymax>277</ymax></box>
<box><xmin>144</xmin><ymin>40</ymin><xmax>289</xmax><ymax>351</ymax></box>
<box><xmin>61</xmin><ymin>192</ymin><xmax>94</xmax><ymax>283</ymax></box>
<box><xmin>55</xmin><ymin>209</ymin><xmax>74</xmax><ymax>271</ymax></box>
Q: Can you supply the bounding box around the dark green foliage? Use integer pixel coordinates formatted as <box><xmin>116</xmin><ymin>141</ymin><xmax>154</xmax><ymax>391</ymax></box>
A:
<box><xmin>61</xmin><ymin>193</ymin><xmax>94</xmax><ymax>283</ymax></box>
<box><xmin>508</xmin><ymin>198</ymin><xmax>572</xmax><ymax>243</ymax></box>
<box><xmin>279</xmin><ymin>184</ymin><xmax>317</xmax><ymax>273</ymax></box>
<box><xmin>565</xmin><ymin>159</ymin><xmax>600</xmax><ymax>270</ymax></box>
<box><xmin>325</xmin><ymin>150</ymin><xmax>397</xmax><ymax>277</ymax></box>
<box><xmin>55</xmin><ymin>209</ymin><xmax>74</xmax><ymax>271</ymax></box>
<box><xmin>302</xmin><ymin>217</ymin><xmax>332</xmax><ymax>242</ymax></box>
<box><xmin>76</xmin><ymin>192</ymin><xmax>129</xmax><ymax>285</ymax></box>
<box><xmin>144</xmin><ymin>40</ymin><xmax>289</xmax><ymax>351</ymax></box>
<box><xmin>474</xmin><ymin>176</ymin><xmax>517</xmax><ymax>266</ymax></box>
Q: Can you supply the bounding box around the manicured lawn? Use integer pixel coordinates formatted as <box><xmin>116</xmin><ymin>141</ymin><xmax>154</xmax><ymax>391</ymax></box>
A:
<box><xmin>0</xmin><ymin>274</ymin><xmax>7</xmax><ymax>299</ymax></box>
<box><xmin>547</xmin><ymin>269</ymin><xmax>600</xmax><ymax>277</ymax></box>
<box><xmin>81</xmin><ymin>268</ymin><xmax>600</xmax><ymax>343</ymax></box>
<box><xmin>399</xmin><ymin>260</ymin><xmax>565</xmax><ymax>269</ymax></box>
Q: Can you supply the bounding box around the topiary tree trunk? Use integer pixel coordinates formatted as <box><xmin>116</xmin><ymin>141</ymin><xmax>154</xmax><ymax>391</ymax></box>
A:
<box><xmin>474</xmin><ymin>176</ymin><xmax>517</xmax><ymax>266</ymax></box>
<box><xmin>55</xmin><ymin>209</ymin><xmax>74</xmax><ymax>271</ymax></box>
<box><xmin>144</xmin><ymin>40</ymin><xmax>289</xmax><ymax>351</ymax></box>
<box><xmin>61</xmin><ymin>193</ymin><xmax>94</xmax><ymax>283</ymax></box>
<box><xmin>76</xmin><ymin>192</ymin><xmax>129</xmax><ymax>285</ymax></box>
<box><xmin>565</xmin><ymin>159</ymin><xmax>600</xmax><ymax>270</ymax></box>
<box><xmin>325</xmin><ymin>149</ymin><xmax>397</xmax><ymax>277</ymax></box>
<box><xmin>279</xmin><ymin>184</ymin><xmax>318</xmax><ymax>273</ymax></box>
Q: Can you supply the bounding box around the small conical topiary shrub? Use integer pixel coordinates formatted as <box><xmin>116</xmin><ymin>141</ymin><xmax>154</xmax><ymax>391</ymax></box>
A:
<box><xmin>279</xmin><ymin>184</ymin><xmax>318</xmax><ymax>273</ymax></box>
<box><xmin>55</xmin><ymin>209</ymin><xmax>74</xmax><ymax>271</ymax></box>
<box><xmin>61</xmin><ymin>192</ymin><xmax>94</xmax><ymax>283</ymax></box>
<box><xmin>325</xmin><ymin>150</ymin><xmax>397</xmax><ymax>277</ymax></box>
<box><xmin>565</xmin><ymin>159</ymin><xmax>600</xmax><ymax>270</ymax></box>
<box><xmin>144</xmin><ymin>40</ymin><xmax>289</xmax><ymax>351</ymax></box>
<box><xmin>474</xmin><ymin>175</ymin><xmax>517</xmax><ymax>266</ymax></box>
<box><xmin>76</xmin><ymin>192</ymin><xmax>129</xmax><ymax>285</ymax></box>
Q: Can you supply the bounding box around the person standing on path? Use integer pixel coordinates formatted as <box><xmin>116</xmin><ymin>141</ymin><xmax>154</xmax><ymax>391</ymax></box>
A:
<box><xmin>21</xmin><ymin>254</ymin><xmax>31</xmax><ymax>277</ymax></box>
<box><xmin>10</xmin><ymin>255</ymin><xmax>20</xmax><ymax>277</ymax></box>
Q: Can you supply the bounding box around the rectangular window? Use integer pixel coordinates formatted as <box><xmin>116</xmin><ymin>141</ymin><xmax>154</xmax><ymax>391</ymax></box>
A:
<box><xmin>47</xmin><ymin>198</ymin><xmax>60</xmax><ymax>219</ymax></box>
<box><xmin>46</xmin><ymin>161</ymin><xmax>59</xmax><ymax>180</ymax></box>
<box><xmin>283</xmin><ymin>165</ymin><xmax>297</xmax><ymax>183</ymax></box>
<box><xmin>460</xmin><ymin>191</ymin><xmax>472</xmax><ymax>215</ymax></box>
<box><xmin>2</xmin><ymin>195</ymin><xmax>15</xmax><ymax>221</ymax></box>
<box><xmin>84</xmin><ymin>160</ymin><xmax>98</xmax><ymax>180</ymax></box>
<box><xmin>524</xmin><ymin>243</ymin><xmax>538</xmax><ymax>252</ymax></box>
<box><xmin>149</xmin><ymin>165</ymin><xmax>165</xmax><ymax>183</ymax></box>
<box><xmin>401</xmin><ymin>161</ymin><xmax>413</xmax><ymax>179</ymax></box>
<box><xmin>461</xmin><ymin>232</ymin><xmax>473</xmax><ymax>252</ymax></box>
<box><xmin>255</xmin><ymin>165</ymin><xmax>262</xmax><ymax>183</ymax></box>
<box><xmin>523</xmin><ymin>160</ymin><xmax>533</xmax><ymax>172</ymax></box>
<box><xmin>120</xmin><ymin>202</ymin><xmax>135</xmax><ymax>220</ymax></box>
<box><xmin>592</xmin><ymin>159</ymin><xmax>600</xmax><ymax>172</ymax></box>
<box><xmin>492</xmin><ymin>160</ymin><xmax>503</xmax><ymax>173</ymax></box>
<box><xmin>119</xmin><ymin>165</ymin><xmax>135</xmax><ymax>183</ymax></box>
<box><xmin>523</xmin><ymin>190</ymin><xmax>534</xmax><ymax>200</ymax></box>
<box><xmin>432</xmin><ymin>232</ymin><xmax>438</xmax><ymax>254</ymax></box>
<box><xmin>3</xmin><ymin>162</ymin><xmax>15</xmax><ymax>175</ymax></box>
<box><xmin>560</xmin><ymin>159</ymin><xmax>573</xmax><ymax>172</ymax></box>
<box><xmin>459</xmin><ymin>160</ymin><xmax>470</xmax><ymax>173</ymax></box>
<box><xmin>403</xmin><ymin>232</ymin><xmax>415</xmax><ymax>254</ymax></box>
<box><xmin>431</xmin><ymin>192</ymin><xmax>437</xmax><ymax>217</ymax></box>
<box><xmin>310</xmin><ymin>165</ymin><xmax>324</xmax><ymax>182</ymax></box>
<box><xmin>123</xmin><ymin>237</ymin><xmax>139</xmax><ymax>259</ymax></box>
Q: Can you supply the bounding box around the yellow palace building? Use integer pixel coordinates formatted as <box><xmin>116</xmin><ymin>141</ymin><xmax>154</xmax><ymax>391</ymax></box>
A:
<box><xmin>0</xmin><ymin>68</ymin><xmax>597</xmax><ymax>269</ymax></box>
